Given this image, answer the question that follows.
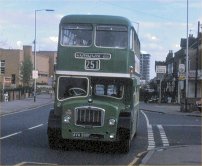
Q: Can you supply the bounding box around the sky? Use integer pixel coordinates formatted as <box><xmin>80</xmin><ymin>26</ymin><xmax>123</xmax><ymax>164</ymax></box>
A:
<box><xmin>0</xmin><ymin>0</ymin><xmax>202</xmax><ymax>79</ymax></box>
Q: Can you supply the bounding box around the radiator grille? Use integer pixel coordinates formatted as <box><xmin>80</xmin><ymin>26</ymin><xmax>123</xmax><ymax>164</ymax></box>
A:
<box><xmin>75</xmin><ymin>107</ymin><xmax>104</xmax><ymax>127</ymax></box>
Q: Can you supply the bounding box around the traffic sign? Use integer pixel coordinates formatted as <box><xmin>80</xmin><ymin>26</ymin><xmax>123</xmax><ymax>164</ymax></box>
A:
<box><xmin>156</xmin><ymin>66</ymin><xmax>166</xmax><ymax>74</ymax></box>
<box><xmin>179</xmin><ymin>64</ymin><xmax>185</xmax><ymax>74</ymax></box>
<box><xmin>4</xmin><ymin>77</ymin><xmax>11</xmax><ymax>83</ymax></box>
<box><xmin>178</xmin><ymin>64</ymin><xmax>185</xmax><ymax>80</ymax></box>
<box><xmin>32</xmin><ymin>70</ymin><xmax>38</xmax><ymax>79</ymax></box>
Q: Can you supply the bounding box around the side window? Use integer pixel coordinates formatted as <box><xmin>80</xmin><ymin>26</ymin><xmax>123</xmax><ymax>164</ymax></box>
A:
<box><xmin>130</xmin><ymin>28</ymin><xmax>134</xmax><ymax>50</ymax></box>
<box><xmin>0</xmin><ymin>60</ymin><xmax>5</xmax><ymax>74</ymax></box>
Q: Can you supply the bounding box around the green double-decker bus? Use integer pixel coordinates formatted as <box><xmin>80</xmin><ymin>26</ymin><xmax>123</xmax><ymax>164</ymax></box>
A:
<box><xmin>47</xmin><ymin>15</ymin><xmax>141</xmax><ymax>153</ymax></box>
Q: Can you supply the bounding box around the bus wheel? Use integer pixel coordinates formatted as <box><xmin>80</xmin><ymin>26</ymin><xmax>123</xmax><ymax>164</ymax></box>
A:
<box><xmin>48</xmin><ymin>128</ymin><xmax>61</xmax><ymax>149</ymax></box>
<box><xmin>119</xmin><ymin>138</ymin><xmax>131</xmax><ymax>153</ymax></box>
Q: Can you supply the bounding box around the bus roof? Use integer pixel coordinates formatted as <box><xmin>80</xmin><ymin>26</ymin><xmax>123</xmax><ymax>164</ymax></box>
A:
<box><xmin>60</xmin><ymin>15</ymin><xmax>133</xmax><ymax>27</ymax></box>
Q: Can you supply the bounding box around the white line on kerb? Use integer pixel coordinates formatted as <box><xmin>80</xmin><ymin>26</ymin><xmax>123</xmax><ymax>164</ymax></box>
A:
<box><xmin>141</xmin><ymin>110</ymin><xmax>156</xmax><ymax>150</ymax></box>
<box><xmin>141</xmin><ymin>110</ymin><xmax>150</xmax><ymax>127</ymax></box>
<box><xmin>28</xmin><ymin>124</ymin><xmax>43</xmax><ymax>130</ymax></box>
<box><xmin>0</xmin><ymin>131</ymin><xmax>22</xmax><ymax>140</ymax></box>
<box><xmin>157</xmin><ymin>124</ymin><xmax>170</xmax><ymax>147</ymax></box>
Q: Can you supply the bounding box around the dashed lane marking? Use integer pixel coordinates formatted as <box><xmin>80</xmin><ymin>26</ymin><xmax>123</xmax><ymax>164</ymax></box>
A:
<box><xmin>1</xmin><ymin>123</ymin><xmax>45</xmax><ymax>140</ymax></box>
<box><xmin>0</xmin><ymin>131</ymin><xmax>22</xmax><ymax>140</ymax></box>
<box><xmin>28</xmin><ymin>124</ymin><xmax>44</xmax><ymax>130</ymax></box>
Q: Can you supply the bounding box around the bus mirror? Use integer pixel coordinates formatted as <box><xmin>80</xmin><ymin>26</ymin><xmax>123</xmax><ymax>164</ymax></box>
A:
<box><xmin>90</xmin><ymin>85</ymin><xmax>93</xmax><ymax>96</ymax></box>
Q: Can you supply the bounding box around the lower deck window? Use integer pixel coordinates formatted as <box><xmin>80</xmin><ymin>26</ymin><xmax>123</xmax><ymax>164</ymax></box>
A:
<box><xmin>92</xmin><ymin>78</ymin><xmax>124</xmax><ymax>99</ymax></box>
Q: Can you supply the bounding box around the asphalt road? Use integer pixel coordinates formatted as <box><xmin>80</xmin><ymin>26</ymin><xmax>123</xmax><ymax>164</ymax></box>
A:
<box><xmin>0</xmin><ymin>105</ymin><xmax>201</xmax><ymax>165</ymax></box>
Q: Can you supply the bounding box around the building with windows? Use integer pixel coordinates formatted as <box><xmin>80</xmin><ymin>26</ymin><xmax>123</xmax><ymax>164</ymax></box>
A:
<box><xmin>154</xmin><ymin>33</ymin><xmax>202</xmax><ymax>105</ymax></box>
<box><xmin>0</xmin><ymin>45</ymin><xmax>56</xmax><ymax>88</ymax></box>
<box><xmin>179</xmin><ymin>34</ymin><xmax>202</xmax><ymax>99</ymax></box>
<box><xmin>140</xmin><ymin>53</ymin><xmax>151</xmax><ymax>83</ymax></box>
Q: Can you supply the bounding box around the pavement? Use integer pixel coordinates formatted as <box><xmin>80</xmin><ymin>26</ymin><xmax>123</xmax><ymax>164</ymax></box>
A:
<box><xmin>0</xmin><ymin>96</ymin><xmax>201</xmax><ymax>165</ymax></box>
<box><xmin>137</xmin><ymin>101</ymin><xmax>202</xmax><ymax>166</ymax></box>
<box><xmin>138</xmin><ymin>145</ymin><xmax>202</xmax><ymax>166</ymax></box>
<box><xmin>0</xmin><ymin>94</ymin><xmax>54</xmax><ymax>116</ymax></box>
<box><xmin>140</xmin><ymin>101</ymin><xmax>202</xmax><ymax>117</ymax></box>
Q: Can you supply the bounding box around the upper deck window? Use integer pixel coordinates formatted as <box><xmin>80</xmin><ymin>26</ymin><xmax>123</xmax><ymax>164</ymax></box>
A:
<box><xmin>61</xmin><ymin>24</ymin><xmax>93</xmax><ymax>46</ymax></box>
<box><xmin>96</xmin><ymin>25</ymin><xmax>128</xmax><ymax>48</ymax></box>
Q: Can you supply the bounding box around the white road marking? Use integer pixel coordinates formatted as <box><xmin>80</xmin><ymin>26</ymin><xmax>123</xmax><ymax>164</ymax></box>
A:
<box><xmin>141</xmin><ymin>110</ymin><xmax>156</xmax><ymax>150</ymax></box>
<box><xmin>28</xmin><ymin>124</ymin><xmax>44</xmax><ymax>130</ymax></box>
<box><xmin>0</xmin><ymin>122</ymin><xmax>46</xmax><ymax>140</ymax></box>
<box><xmin>157</xmin><ymin>124</ymin><xmax>170</xmax><ymax>147</ymax></box>
<box><xmin>0</xmin><ymin>103</ymin><xmax>52</xmax><ymax>117</ymax></box>
<box><xmin>157</xmin><ymin>124</ymin><xmax>202</xmax><ymax>127</ymax></box>
<box><xmin>0</xmin><ymin>131</ymin><xmax>22</xmax><ymax>140</ymax></box>
<box><xmin>14</xmin><ymin>161</ymin><xmax>58</xmax><ymax>166</ymax></box>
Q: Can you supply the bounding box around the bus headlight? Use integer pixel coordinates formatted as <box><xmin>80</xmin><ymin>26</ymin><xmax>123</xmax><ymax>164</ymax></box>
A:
<box><xmin>57</xmin><ymin>102</ymin><xmax>61</xmax><ymax>108</ymax></box>
<box><xmin>109</xmin><ymin>119</ymin><xmax>116</xmax><ymax>126</ymax></box>
<box><xmin>109</xmin><ymin>134</ymin><xmax>115</xmax><ymax>139</ymax></box>
<box><xmin>63</xmin><ymin>115</ymin><xmax>71</xmax><ymax>123</ymax></box>
<box><xmin>65</xmin><ymin>109</ymin><xmax>72</xmax><ymax>116</ymax></box>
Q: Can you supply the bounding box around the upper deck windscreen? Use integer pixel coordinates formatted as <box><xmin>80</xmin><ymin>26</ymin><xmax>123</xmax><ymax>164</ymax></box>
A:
<box><xmin>61</xmin><ymin>24</ymin><xmax>93</xmax><ymax>46</ymax></box>
<box><xmin>60</xmin><ymin>23</ymin><xmax>128</xmax><ymax>48</ymax></box>
<box><xmin>96</xmin><ymin>25</ymin><xmax>128</xmax><ymax>48</ymax></box>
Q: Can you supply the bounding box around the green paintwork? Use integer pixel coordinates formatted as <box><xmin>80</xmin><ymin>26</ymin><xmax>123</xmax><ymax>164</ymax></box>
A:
<box><xmin>57</xmin><ymin>15</ymin><xmax>140</xmax><ymax>74</ymax></box>
<box><xmin>54</xmin><ymin>15</ymin><xmax>140</xmax><ymax>142</ymax></box>
<box><xmin>61</xmin><ymin>96</ymin><xmax>125</xmax><ymax>141</ymax></box>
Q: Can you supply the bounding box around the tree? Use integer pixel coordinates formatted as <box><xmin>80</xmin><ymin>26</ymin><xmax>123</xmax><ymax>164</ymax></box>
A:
<box><xmin>20</xmin><ymin>57</ymin><xmax>33</xmax><ymax>86</ymax></box>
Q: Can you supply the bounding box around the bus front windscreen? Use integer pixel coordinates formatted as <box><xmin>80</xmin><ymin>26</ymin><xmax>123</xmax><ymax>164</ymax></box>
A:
<box><xmin>58</xmin><ymin>77</ymin><xmax>88</xmax><ymax>100</ymax></box>
<box><xmin>96</xmin><ymin>25</ymin><xmax>128</xmax><ymax>48</ymax></box>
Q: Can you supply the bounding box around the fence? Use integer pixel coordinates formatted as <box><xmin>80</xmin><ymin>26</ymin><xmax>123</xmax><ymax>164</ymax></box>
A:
<box><xmin>0</xmin><ymin>87</ymin><xmax>33</xmax><ymax>102</ymax></box>
<box><xmin>180</xmin><ymin>98</ymin><xmax>201</xmax><ymax>112</ymax></box>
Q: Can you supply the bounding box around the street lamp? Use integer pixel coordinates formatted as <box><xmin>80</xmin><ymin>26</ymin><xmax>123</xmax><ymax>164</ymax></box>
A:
<box><xmin>185</xmin><ymin>0</ymin><xmax>189</xmax><ymax>111</ymax></box>
<box><xmin>33</xmin><ymin>9</ymin><xmax>54</xmax><ymax>102</ymax></box>
<box><xmin>132</xmin><ymin>21</ymin><xmax>140</xmax><ymax>35</ymax></box>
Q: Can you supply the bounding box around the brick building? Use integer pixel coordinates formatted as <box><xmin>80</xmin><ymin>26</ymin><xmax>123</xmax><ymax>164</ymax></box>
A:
<box><xmin>155</xmin><ymin>33</ymin><xmax>202</xmax><ymax>105</ymax></box>
<box><xmin>0</xmin><ymin>45</ymin><xmax>56</xmax><ymax>88</ymax></box>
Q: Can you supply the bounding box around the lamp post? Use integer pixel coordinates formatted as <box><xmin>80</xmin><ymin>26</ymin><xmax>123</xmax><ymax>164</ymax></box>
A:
<box><xmin>132</xmin><ymin>21</ymin><xmax>139</xmax><ymax>35</ymax></box>
<box><xmin>33</xmin><ymin>9</ymin><xmax>54</xmax><ymax>102</ymax></box>
<box><xmin>195</xmin><ymin>21</ymin><xmax>200</xmax><ymax>98</ymax></box>
<box><xmin>185</xmin><ymin>0</ymin><xmax>189</xmax><ymax>111</ymax></box>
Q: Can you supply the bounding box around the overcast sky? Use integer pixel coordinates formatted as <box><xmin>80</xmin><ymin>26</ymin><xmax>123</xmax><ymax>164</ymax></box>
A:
<box><xmin>0</xmin><ymin>0</ymin><xmax>201</xmax><ymax>79</ymax></box>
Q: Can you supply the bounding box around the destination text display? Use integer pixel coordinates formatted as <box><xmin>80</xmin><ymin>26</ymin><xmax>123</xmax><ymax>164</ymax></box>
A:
<box><xmin>75</xmin><ymin>52</ymin><xmax>111</xmax><ymax>60</ymax></box>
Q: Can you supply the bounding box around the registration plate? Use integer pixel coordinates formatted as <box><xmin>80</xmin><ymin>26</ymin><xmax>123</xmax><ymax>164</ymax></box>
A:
<box><xmin>72</xmin><ymin>132</ymin><xmax>82</xmax><ymax>137</ymax></box>
<box><xmin>85</xmin><ymin>60</ymin><xmax>100</xmax><ymax>71</ymax></box>
<box><xmin>72</xmin><ymin>132</ymin><xmax>89</xmax><ymax>138</ymax></box>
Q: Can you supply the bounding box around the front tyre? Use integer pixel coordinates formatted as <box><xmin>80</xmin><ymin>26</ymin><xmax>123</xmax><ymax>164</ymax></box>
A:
<box><xmin>119</xmin><ymin>138</ymin><xmax>131</xmax><ymax>153</ymax></box>
<box><xmin>47</xmin><ymin>109</ymin><xmax>63</xmax><ymax>150</ymax></box>
<box><xmin>48</xmin><ymin>128</ymin><xmax>61</xmax><ymax>149</ymax></box>
<box><xmin>117</xmin><ymin>128</ymin><xmax>131</xmax><ymax>153</ymax></box>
